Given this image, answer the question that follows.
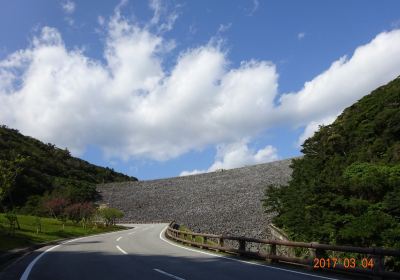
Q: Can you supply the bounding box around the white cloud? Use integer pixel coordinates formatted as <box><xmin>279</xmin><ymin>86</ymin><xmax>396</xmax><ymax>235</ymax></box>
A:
<box><xmin>180</xmin><ymin>141</ymin><xmax>278</xmax><ymax>176</ymax></box>
<box><xmin>210</xmin><ymin>142</ymin><xmax>278</xmax><ymax>170</ymax></box>
<box><xmin>148</xmin><ymin>0</ymin><xmax>179</xmax><ymax>32</ymax></box>
<box><xmin>218</xmin><ymin>23</ymin><xmax>232</xmax><ymax>34</ymax></box>
<box><xmin>0</xmin><ymin>13</ymin><xmax>278</xmax><ymax>161</ymax></box>
<box><xmin>297</xmin><ymin>32</ymin><xmax>305</xmax><ymax>40</ymax></box>
<box><xmin>279</xmin><ymin>29</ymin><xmax>400</xmax><ymax>145</ymax></box>
<box><xmin>61</xmin><ymin>1</ymin><xmax>75</xmax><ymax>14</ymax></box>
<box><xmin>98</xmin><ymin>15</ymin><xmax>105</xmax><ymax>26</ymax></box>
<box><xmin>1</xmin><ymin>2</ymin><xmax>400</xmax><ymax>173</ymax></box>
<box><xmin>149</xmin><ymin>0</ymin><xmax>162</xmax><ymax>25</ymax></box>
<box><xmin>180</xmin><ymin>169</ymin><xmax>204</xmax><ymax>176</ymax></box>
<box><xmin>247</xmin><ymin>0</ymin><xmax>259</xmax><ymax>16</ymax></box>
<box><xmin>61</xmin><ymin>1</ymin><xmax>76</xmax><ymax>26</ymax></box>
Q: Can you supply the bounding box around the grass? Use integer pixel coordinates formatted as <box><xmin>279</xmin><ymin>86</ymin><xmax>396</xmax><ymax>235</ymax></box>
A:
<box><xmin>177</xmin><ymin>224</ymin><xmax>218</xmax><ymax>246</ymax></box>
<box><xmin>0</xmin><ymin>214</ymin><xmax>125</xmax><ymax>252</ymax></box>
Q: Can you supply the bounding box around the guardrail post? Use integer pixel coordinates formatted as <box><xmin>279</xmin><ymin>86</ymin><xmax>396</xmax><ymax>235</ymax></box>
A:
<box><xmin>201</xmin><ymin>236</ymin><xmax>207</xmax><ymax>249</ymax></box>
<box><xmin>372</xmin><ymin>254</ymin><xmax>384</xmax><ymax>280</ymax></box>
<box><xmin>266</xmin><ymin>244</ymin><xmax>278</xmax><ymax>264</ymax></box>
<box><xmin>310</xmin><ymin>242</ymin><xmax>326</xmax><ymax>270</ymax></box>
<box><xmin>310</xmin><ymin>242</ymin><xmax>326</xmax><ymax>258</ymax></box>
<box><xmin>183</xmin><ymin>233</ymin><xmax>188</xmax><ymax>245</ymax></box>
<box><xmin>188</xmin><ymin>234</ymin><xmax>193</xmax><ymax>246</ymax></box>
<box><xmin>217</xmin><ymin>237</ymin><xmax>224</xmax><ymax>252</ymax></box>
<box><xmin>238</xmin><ymin>240</ymin><xmax>246</xmax><ymax>256</ymax></box>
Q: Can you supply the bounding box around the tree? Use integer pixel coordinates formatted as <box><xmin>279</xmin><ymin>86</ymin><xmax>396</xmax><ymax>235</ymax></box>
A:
<box><xmin>65</xmin><ymin>202</ymin><xmax>95</xmax><ymax>228</ymax></box>
<box><xmin>98</xmin><ymin>207</ymin><xmax>124</xmax><ymax>226</ymax></box>
<box><xmin>0</xmin><ymin>125</ymin><xmax>136</xmax><ymax>211</ymax></box>
<box><xmin>0</xmin><ymin>155</ymin><xmax>27</xmax><ymax>230</ymax></box>
<box><xmin>263</xmin><ymin>76</ymin><xmax>400</xmax><ymax>249</ymax></box>
<box><xmin>5</xmin><ymin>211</ymin><xmax>18</xmax><ymax>235</ymax></box>
<box><xmin>43</xmin><ymin>197</ymin><xmax>69</xmax><ymax>229</ymax></box>
<box><xmin>0</xmin><ymin>156</ymin><xmax>26</xmax><ymax>208</ymax></box>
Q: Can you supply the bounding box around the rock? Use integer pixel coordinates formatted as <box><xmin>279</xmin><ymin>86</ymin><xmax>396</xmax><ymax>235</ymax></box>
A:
<box><xmin>97</xmin><ymin>158</ymin><xmax>293</xmax><ymax>240</ymax></box>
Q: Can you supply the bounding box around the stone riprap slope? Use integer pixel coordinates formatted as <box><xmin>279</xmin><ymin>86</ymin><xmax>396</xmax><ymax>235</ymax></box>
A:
<box><xmin>97</xmin><ymin>158</ymin><xmax>293</xmax><ymax>239</ymax></box>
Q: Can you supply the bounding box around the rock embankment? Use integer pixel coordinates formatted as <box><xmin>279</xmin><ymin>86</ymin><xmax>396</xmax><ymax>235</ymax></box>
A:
<box><xmin>97</xmin><ymin>158</ymin><xmax>293</xmax><ymax>239</ymax></box>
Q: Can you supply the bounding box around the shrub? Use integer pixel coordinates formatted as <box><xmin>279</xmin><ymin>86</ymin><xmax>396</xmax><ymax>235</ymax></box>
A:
<box><xmin>98</xmin><ymin>207</ymin><xmax>124</xmax><ymax>226</ymax></box>
<box><xmin>65</xmin><ymin>202</ymin><xmax>95</xmax><ymax>228</ymax></box>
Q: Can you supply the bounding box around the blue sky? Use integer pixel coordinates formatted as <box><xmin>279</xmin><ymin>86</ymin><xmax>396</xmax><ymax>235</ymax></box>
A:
<box><xmin>1</xmin><ymin>0</ymin><xmax>400</xmax><ymax>179</ymax></box>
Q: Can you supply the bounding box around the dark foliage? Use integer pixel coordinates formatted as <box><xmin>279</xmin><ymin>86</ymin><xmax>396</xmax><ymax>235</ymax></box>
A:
<box><xmin>65</xmin><ymin>202</ymin><xmax>95</xmax><ymax>224</ymax></box>
<box><xmin>0</xmin><ymin>125</ymin><xmax>137</xmax><ymax>210</ymax></box>
<box><xmin>264</xmin><ymin>76</ymin><xmax>400</xmax><ymax>249</ymax></box>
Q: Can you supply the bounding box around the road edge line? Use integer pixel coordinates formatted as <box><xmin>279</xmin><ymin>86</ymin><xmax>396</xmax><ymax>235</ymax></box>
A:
<box><xmin>153</xmin><ymin>268</ymin><xmax>185</xmax><ymax>280</ymax></box>
<box><xmin>20</xmin><ymin>244</ymin><xmax>60</xmax><ymax>280</ymax></box>
<box><xmin>20</xmin><ymin>228</ymin><xmax>132</xmax><ymax>279</ymax></box>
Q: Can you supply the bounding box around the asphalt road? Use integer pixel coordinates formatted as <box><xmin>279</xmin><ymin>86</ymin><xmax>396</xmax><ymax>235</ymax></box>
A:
<box><xmin>9</xmin><ymin>224</ymin><xmax>353</xmax><ymax>280</ymax></box>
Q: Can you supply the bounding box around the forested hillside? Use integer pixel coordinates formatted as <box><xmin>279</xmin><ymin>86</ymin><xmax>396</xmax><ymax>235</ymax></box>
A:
<box><xmin>0</xmin><ymin>125</ymin><xmax>136</xmax><ymax>211</ymax></box>
<box><xmin>264</xmin><ymin>76</ymin><xmax>400</xmax><ymax>249</ymax></box>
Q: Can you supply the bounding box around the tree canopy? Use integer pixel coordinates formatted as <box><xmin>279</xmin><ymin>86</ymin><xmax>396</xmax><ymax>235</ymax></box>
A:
<box><xmin>0</xmin><ymin>125</ymin><xmax>137</xmax><ymax>210</ymax></box>
<box><xmin>264</xmin><ymin>76</ymin><xmax>400</xmax><ymax>249</ymax></box>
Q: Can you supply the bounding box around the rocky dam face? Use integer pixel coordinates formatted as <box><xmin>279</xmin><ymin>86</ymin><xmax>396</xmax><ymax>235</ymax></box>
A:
<box><xmin>97</xmin><ymin>158</ymin><xmax>293</xmax><ymax>239</ymax></box>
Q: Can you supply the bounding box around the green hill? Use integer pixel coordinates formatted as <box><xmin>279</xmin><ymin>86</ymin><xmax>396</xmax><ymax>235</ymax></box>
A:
<box><xmin>264</xmin><ymin>76</ymin><xmax>400</xmax><ymax>249</ymax></box>
<box><xmin>0</xmin><ymin>125</ymin><xmax>136</xmax><ymax>210</ymax></box>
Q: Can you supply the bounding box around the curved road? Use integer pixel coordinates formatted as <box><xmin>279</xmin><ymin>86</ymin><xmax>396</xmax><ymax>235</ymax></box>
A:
<box><xmin>14</xmin><ymin>224</ymin><xmax>349</xmax><ymax>280</ymax></box>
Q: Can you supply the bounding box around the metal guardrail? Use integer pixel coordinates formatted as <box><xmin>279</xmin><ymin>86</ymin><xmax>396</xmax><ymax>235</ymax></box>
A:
<box><xmin>165</xmin><ymin>222</ymin><xmax>400</xmax><ymax>279</ymax></box>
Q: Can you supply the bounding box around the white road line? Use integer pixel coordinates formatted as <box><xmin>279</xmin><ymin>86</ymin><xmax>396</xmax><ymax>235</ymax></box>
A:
<box><xmin>159</xmin><ymin>226</ymin><xmax>338</xmax><ymax>280</ymax></box>
<box><xmin>116</xmin><ymin>236</ymin><xmax>122</xmax><ymax>242</ymax></box>
<box><xmin>116</xmin><ymin>245</ymin><xmax>128</xmax><ymax>255</ymax></box>
<box><xmin>64</xmin><ymin>236</ymin><xmax>87</xmax><ymax>244</ymax></box>
<box><xmin>21</xmin><ymin>229</ymin><xmax>131</xmax><ymax>280</ymax></box>
<box><xmin>20</xmin><ymin>244</ymin><xmax>61</xmax><ymax>280</ymax></box>
<box><xmin>154</xmin><ymin>268</ymin><xmax>186</xmax><ymax>280</ymax></box>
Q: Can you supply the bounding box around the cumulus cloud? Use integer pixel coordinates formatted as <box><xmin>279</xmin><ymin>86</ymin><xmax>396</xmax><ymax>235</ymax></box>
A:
<box><xmin>180</xmin><ymin>141</ymin><xmax>278</xmax><ymax>176</ymax></box>
<box><xmin>210</xmin><ymin>142</ymin><xmax>278</xmax><ymax>170</ymax></box>
<box><xmin>0</xmin><ymin>11</ymin><xmax>278</xmax><ymax>161</ymax></box>
<box><xmin>179</xmin><ymin>169</ymin><xmax>204</xmax><ymax>176</ymax></box>
<box><xmin>279</xmin><ymin>29</ymin><xmax>400</xmax><ymax>143</ymax></box>
<box><xmin>1</xmin><ymin>2</ymin><xmax>400</xmax><ymax>174</ymax></box>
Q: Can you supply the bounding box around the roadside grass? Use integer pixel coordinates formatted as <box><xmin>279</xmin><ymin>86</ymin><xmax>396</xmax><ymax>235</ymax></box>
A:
<box><xmin>177</xmin><ymin>224</ymin><xmax>218</xmax><ymax>246</ymax></box>
<box><xmin>0</xmin><ymin>214</ymin><xmax>125</xmax><ymax>252</ymax></box>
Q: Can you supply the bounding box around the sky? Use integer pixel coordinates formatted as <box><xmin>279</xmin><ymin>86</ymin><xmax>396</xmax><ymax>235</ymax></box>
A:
<box><xmin>1</xmin><ymin>0</ymin><xmax>400</xmax><ymax>180</ymax></box>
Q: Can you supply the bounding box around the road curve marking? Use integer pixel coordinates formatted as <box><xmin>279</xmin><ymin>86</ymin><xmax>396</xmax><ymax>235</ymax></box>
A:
<box><xmin>116</xmin><ymin>245</ymin><xmax>128</xmax><ymax>255</ymax></box>
<box><xmin>20</xmin><ymin>229</ymin><xmax>132</xmax><ymax>280</ymax></box>
<box><xmin>20</xmin><ymin>244</ymin><xmax>60</xmax><ymax>280</ymax></box>
<box><xmin>153</xmin><ymin>268</ymin><xmax>186</xmax><ymax>280</ymax></box>
<box><xmin>21</xmin><ymin>235</ymin><xmax>101</xmax><ymax>280</ymax></box>
<box><xmin>116</xmin><ymin>236</ymin><xmax>122</xmax><ymax>242</ymax></box>
<box><xmin>159</xmin><ymin>226</ymin><xmax>338</xmax><ymax>280</ymax></box>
